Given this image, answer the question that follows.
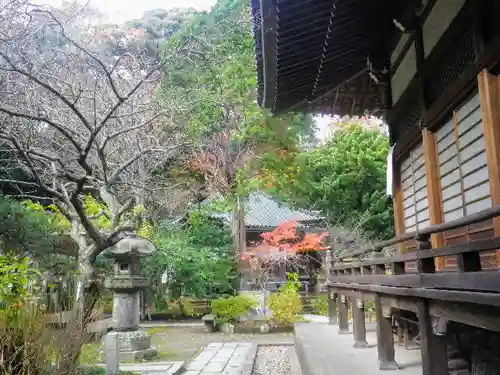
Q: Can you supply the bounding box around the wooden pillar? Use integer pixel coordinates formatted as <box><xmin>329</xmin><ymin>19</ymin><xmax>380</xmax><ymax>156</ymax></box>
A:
<box><xmin>393</xmin><ymin>168</ymin><xmax>406</xmax><ymax>254</ymax></box>
<box><xmin>375</xmin><ymin>294</ymin><xmax>399</xmax><ymax>370</ymax></box>
<box><xmin>417</xmin><ymin>299</ymin><xmax>448</xmax><ymax>375</ymax></box>
<box><xmin>478</xmin><ymin>69</ymin><xmax>500</xmax><ymax>267</ymax></box>
<box><xmin>328</xmin><ymin>289</ymin><xmax>337</xmax><ymax>325</ymax></box>
<box><xmin>353</xmin><ymin>295</ymin><xmax>369</xmax><ymax>348</ymax></box>
<box><xmin>422</xmin><ymin>129</ymin><xmax>445</xmax><ymax>270</ymax></box>
<box><xmin>337</xmin><ymin>293</ymin><xmax>349</xmax><ymax>334</ymax></box>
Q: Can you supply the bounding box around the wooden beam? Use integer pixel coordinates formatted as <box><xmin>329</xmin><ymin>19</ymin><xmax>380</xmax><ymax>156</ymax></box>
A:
<box><xmin>417</xmin><ymin>299</ymin><xmax>448</xmax><ymax>375</ymax></box>
<box><xmin>422</xmin><ymin>129</ymin><xmax>445</xmax><ymax>270</ymax></box>
<box><xmin>478</xmin><ymin>69</ymin><xmax>500</xmax><ymax>267</ymax></box>
<box><xmin>331</xmin><ymin>271</ymin><xmax>500</xmax><ymax>292</ymax></box>
<box><xmin>380</xmin><ymin>295</ymin><xmax>418</xmax><ymax>313</ymax></box>
<box><xmin>330</xmin><ymin>282</ymin><xmax>500</xmax><ymax>307</ymax></box>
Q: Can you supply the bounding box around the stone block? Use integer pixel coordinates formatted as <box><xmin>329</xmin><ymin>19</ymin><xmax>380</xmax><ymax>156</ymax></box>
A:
<box><xmin>204</xmin><ymin>361</ymin><xmax>227</xmax><ymax>372</ymax></box>
<box><xmin>185</xmin><ymin>361</ymin><xmax>208</xmax><ymax>371</ymax></box>
<box><xmin>112</xmin><ymin>292</ymin><xmax>140</xmax><ymax>330</ymax></box>
<box><xmin>118</xmin><ymin>347</ymin><xmax>158</xmax><ymax>362</ymax></box>
<box><xmin>206</xmin><ymin>343</ymin><xmax>223</xmax><ymax>350</ymax></box>
<box><xmin>103</xmin><ymin>331</ymin><xmax>157</xmax><ymax>362</ymax></box>
<box><xmin>221</xmin><ymin>342</ymin><xmax>239</xmax><ymax>348</ymax></box>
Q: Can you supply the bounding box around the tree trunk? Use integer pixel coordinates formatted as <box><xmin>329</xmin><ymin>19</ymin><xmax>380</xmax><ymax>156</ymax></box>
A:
<box><xmin>56</xmin><ymin>250</ymin><xmax>100</xmax><ymax>375</ymax></box>
<box><xmin>231</xmin><ymin>197</ymin><xmax>246</xmax><ymax>290</ymax></box>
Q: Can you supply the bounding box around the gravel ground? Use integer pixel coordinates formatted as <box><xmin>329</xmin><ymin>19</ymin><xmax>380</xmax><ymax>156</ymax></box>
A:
<box><xmin>252</xmin><ymin>346</ymin><xmax>291</xmax><ymax>375</ymax></box>
<box><xmin>148</xmin><ymin>326</ymin><xmax>294</xmax><ymax>362</ymax></box>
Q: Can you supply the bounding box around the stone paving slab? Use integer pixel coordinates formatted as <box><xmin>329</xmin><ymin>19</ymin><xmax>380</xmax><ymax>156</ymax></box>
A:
<box><xmin>97</xmin><ymin>361</ymin><xmax>184</xmax><ymax>375</ymax></box>
<box><xmin>184</xmin><ymin>342</ymin><xmax>253</xmax><ymax>375</ymax></box>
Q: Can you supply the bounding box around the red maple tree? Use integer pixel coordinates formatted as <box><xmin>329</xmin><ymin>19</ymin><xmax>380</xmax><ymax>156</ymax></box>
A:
<box><xmin>241</xmin><ymin>220</ymin><xmax>328</xmax><ymax>261</ymax></box>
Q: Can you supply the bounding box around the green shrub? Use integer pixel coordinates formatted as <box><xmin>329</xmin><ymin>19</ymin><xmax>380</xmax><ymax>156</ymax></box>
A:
<box><xmin>268</xmin><ymin>273</ymin><xmax>304</xmax><ymax>325</ymax></box>
<box><xmin>211</xmin><ymin>295</ymin><xmax>258</xmax><ymax>324</ymax></box>
<box><xmin>311</xmin><ymin>294</ymin><xmax>328</xmax><ymax>316</ymax></box>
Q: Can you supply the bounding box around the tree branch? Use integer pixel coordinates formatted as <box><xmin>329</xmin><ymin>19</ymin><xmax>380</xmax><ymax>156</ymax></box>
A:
<box><xmin>0</xmin><ymin>50</ymin><xmax>92</xmax><ymax>132</ymax></box>
<box><xmin>108</xmin><ymin>144</ymin><xmax>187</xmax><ymax>185</ymax></box>
<box><xmin>0</xmin><ymin>107</ymin><xmax>82</xmax><ymax>152</ymax></box>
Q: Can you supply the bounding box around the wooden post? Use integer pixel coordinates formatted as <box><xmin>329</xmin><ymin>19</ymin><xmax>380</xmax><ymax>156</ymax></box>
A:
<box><xmin>422</xmin><ymin>128</ymin><xmax>445</xmax><ymax>270</ymax></box>
<box><xmin>337</xmin><ymin>294</ymin><xmax>349</xmax><ymax>334</ymax></box>
<box><xmin>417</xmin><ymin>299</ymin><xmax>448</xmax><ymax>375</ymax></box>
<box><xmin>328</xmin><ymin>289</ymin><xmax>337</xmax><ymax>325</ymax></box>
<box><xmin>353</xmin><ymin>296</ymin><xmax>369</xmax><ymax>348</ymax></box>
<box><xmin>375</xmin><ymin>294</ymin><xmax>399</xmax><ymax>370</ymax></box>
<box><xmin>393</xmin><ymin>167</ymin><xmax>406</xmax><ymax>254</ymax></box>
<box><xmin>478</xmin><ymin>69</ymin><xmax>500</xmax><ymax>267</ymax></box>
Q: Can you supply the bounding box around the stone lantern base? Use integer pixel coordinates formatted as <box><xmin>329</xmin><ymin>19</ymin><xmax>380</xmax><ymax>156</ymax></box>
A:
<box><xmin>104</xmin><ymin>330</ymin><xmax>158</xmax><ymax>362</ymax></box>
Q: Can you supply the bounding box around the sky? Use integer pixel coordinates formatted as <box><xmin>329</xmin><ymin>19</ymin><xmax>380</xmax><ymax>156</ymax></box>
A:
<box><xmin>34</xmin><ymin>0</ymin><xmax>217</xmax><ymax>23</ymax></box>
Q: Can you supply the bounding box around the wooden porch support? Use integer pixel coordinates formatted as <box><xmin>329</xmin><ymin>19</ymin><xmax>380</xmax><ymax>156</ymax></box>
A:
<box><xmin>375</xmin><ymin>294</ymin><xmax>399</xmax><ymax>370</ymax></box>
<box><xmin>478</xmin><ymin>69</ymin><xmax>500</xmax><ymax>267</ymax></box>
<box><xmin>328</xmin><ymin>289</ymin><xmax>337</xmax><ymax>325</ymax></box>
<box><xmin>417</xmin><ymin>299</ymin><xmax>448</xmax><ymax>375</ymax></box>
<box><xmin>353</xmin><ymin>295</ymin><xmax>369</xmax><ymax>348</ymax></box>
<box><xmin>337</xmin><ymin>294</ymin><xmax>349</xmax><ymax>334</ymax></box>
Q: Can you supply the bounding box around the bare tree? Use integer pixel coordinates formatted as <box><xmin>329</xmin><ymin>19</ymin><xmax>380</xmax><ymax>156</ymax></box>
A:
<box><xmin>0</xmin><ymin>0</ymin><xmax>190</xmax><ymax>323</ymax></box>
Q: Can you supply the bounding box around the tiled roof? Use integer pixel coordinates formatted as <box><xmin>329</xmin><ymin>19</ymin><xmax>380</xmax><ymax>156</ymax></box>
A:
<box><xmin>206</xmin><ymin>192</ymin><xmax>323</xmax><ymax>228</ymax></box>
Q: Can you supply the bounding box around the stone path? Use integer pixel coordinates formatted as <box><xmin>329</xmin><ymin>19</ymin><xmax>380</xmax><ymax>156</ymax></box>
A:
<box><xmin>107</xmin><ymin>361</ymin><xmax>184</xmax><ymax>375</ymax></box>
<box><xmin>183</xmin><ymin>342</ymin><xmax>253</xmax><ymax>375</ymax></box>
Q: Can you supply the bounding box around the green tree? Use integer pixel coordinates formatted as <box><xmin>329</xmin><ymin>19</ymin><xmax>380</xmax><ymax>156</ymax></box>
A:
<box><xmin>143</xmin><ymin>211</ymin><xmax>236</xmax><ymax>304</ymax></box>
<box><xmin>0</xmin><ymin>196</ymin><xmax>56</xmax><ymax>256</ymax></box>
<box><xmin>258</xmin><ymin>122</ymin><xmax>393</xmax><ymax>239</ymax></box>
<box><xmin>157</xmin><ymin>0</ymin><xmax>317</xmax><ymax>253</ymax></box>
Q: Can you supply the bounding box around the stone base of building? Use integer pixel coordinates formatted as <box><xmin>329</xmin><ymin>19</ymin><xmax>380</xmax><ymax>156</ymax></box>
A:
<box><xmin>104</xmin><ymin>330</ymin><xmax>158</xmax><ymax>362</ymax></box>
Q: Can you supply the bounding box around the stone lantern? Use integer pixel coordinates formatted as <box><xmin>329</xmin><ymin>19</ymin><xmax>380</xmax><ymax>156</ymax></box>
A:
<box><xmin>103</xmin><ymin>235</ymin><xmax>158</xmax><ymax>362</ymax></box>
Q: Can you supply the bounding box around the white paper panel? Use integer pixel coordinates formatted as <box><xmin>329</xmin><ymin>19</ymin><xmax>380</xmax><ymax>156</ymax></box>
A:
<box><xmin>404</xmin><ymin>204</ymin><xmax>416</xmax><ymax>218</ymax></box>
<box><xmin>460</xmin><ymin>135</ymin><xmax>485</xmax><ymax>162</ymax></box>
<box><xmin>417</xmin><ymin>209</ymin><xmax>429</xmax><ymax>222</ymax></box>
<box><xmin>440</xmin><ymin>155</ymin><xmax>459</xmax><ymax>175</ymax></box>
<box><xmin>441</xmin><ymin>182</ymin><xmax>462</xmax><ymax>202</ymax></box>
<box><xmin>463</xmin><ymin>166</ymin><xmax>489</xmax><ymax>191</ymax></box>
<box><xmin>405</xmin><ymin>215</ymin><xmax>416</xmax><ymax>228</ymax></box>
<box><xmin>418</xmin><ymin>219</ymin><xmax>431</xmax><ymax>229</ymax></box>
<box><xmin>436</xmin><ymin>119</ymin><xmax>454</xmax><ymax>142</ymax></box>
<box><xmin>464</xmin><ymin>182</ymin><xmax>490</xmax><ymax>204</ymax></box>
<box><xmin>440</xmin><ymin>168</ymin><xmax>460</xmax><ymax>189</ymax></box>
<box><xmin>461</xmin><ymin>151</ymin><xmax>487</xmax><ymax>176</ymax></box>
<box><xmin>439</xmin><ymin>143</ymin><xmax>458</xmax><ymax>164</ymax></box>
<box><xmin>465</xmin><ymin>197</ymin><xmax>492</xmax><ymax>215</ymax></box>
<box><xmin>457</xmin><ymin>107</ymin><xmax>482</xmax><ymax>136</ymax></box>
<box><xmin>443</xmin><ymin>194</ymin><xmax>463</xmax><ymax>213</ymax></box>
<box><xmin>444</xmin><ymin>208</ymin><xmax>464</xmax><ymax>222</ymax></box>
<box><xmin>437</xmin><ymin>130</ymin><xmax>455</xmax><ymax>152</ymax></box>
<box><xmin>456</xmin><ymin>92</ymin><xmax>481</xmax><ymax>120</ymax></box>
<box><xmin>458</xmin><ymin>124</ymin><xmax>484</xmax><ymax>151</ymax></box>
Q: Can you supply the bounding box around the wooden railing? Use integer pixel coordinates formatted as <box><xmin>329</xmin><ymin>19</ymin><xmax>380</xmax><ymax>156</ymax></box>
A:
<box><xmin>329</xmin><ymin>205</ymin><xmax>500</xmax><ymax>306</ymax></box>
